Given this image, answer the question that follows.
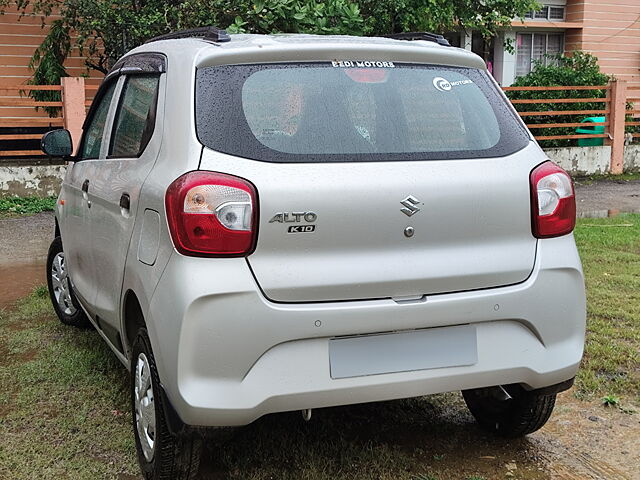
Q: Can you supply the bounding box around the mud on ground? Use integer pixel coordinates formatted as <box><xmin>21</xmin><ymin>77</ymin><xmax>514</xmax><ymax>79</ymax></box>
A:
<box><xmin>574</xmin><ymin>178</ymin><xmax>640</xmax><ymax>216</ymax></box>
<box><xmin>0</xmin><ymin>211</ymin><xmax>51</xmax><ymax>309</ymax></box>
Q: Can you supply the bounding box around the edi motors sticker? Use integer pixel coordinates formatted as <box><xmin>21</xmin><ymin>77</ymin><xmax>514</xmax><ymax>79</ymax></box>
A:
<box><xmin>432</xmin><ymin>76</ymin><xmax>473</xmax><ymax>92</ymax></box>
<box><xmin>332</xmin><ymin>60</ymin><xmax>395</xmax><ymax>68</ymax></box>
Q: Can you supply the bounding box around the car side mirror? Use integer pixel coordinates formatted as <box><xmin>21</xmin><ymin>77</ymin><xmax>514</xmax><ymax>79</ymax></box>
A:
<box><xmin>41</xmin><ymin>129</ymin><xmax>73</xmax><ymax>157</ymax></box>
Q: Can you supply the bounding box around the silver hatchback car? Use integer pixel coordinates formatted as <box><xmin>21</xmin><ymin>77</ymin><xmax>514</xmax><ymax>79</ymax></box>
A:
<box><xmin>42</xmin><ymin>27</ymin><xmax>586</xmax><ymax>480</ymax></box>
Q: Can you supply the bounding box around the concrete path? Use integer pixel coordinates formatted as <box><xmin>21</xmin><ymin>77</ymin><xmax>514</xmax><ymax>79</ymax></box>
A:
<box><xmin>574</xmin><ymin>178</ymin><xmax>640</xmax><ymax>215</ymax></box>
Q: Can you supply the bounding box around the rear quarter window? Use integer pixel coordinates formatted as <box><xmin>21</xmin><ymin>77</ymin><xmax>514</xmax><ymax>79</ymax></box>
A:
<box><xmin>196</xmin><ymin>62</ymin><xmax>529</xmax><ymax>163</ymax></box>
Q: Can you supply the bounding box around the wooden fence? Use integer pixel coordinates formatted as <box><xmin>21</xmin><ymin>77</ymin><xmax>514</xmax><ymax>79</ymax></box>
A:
<box><xmin>0</xmin><ymin>78</ymin><xmax>97</xmax><ymax>159</ymax></box>
<box><xmin>503</xmin><ymin>80</ymin><xmax>637</xmax><ymax>174</ymax></box>
<box><xmin>503</xmin><ymin>85</ymin><xmax>610</xmax><ymax>142</ymax></box>
<box><xmin>0</xmin><ymin>78</ymin><xmax>638</xmax><ymax>174</ymax></box>
<box><xmin>628</xmin><ymin>85</ymin><xmax>640</xmax><ymax>140</ymax></box>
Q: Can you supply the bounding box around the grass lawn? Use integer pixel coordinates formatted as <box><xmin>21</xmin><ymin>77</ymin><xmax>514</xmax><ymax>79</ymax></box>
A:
<box><xmin>0</xmin><ymin>215</ymin><xmax>638</xmax><ymax>479</ymax></box>
<box><xmin>574</xmin><ymin>172</ymin><xmax>640</xmax><ymax>185</ymax></box>
<box><xmin>0</xmin><ymin>287</ymin><xmax>137</xmax><ymax>479</ymax></box>
<box><xmin>573</xmin><ymin>213</ymin><xmax>640</xmax><ymax>402</ymax></box>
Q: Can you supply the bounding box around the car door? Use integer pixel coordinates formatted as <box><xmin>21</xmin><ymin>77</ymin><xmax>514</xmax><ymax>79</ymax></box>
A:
<box><xmin>60</xmin><ymin>79</ymin><xmax>119</xmax><ymax>312</ymax></box>
<box><xmin>88</xmin><ymin>55</ymin><xmax>165</xmax><ymax>335</ymax></box>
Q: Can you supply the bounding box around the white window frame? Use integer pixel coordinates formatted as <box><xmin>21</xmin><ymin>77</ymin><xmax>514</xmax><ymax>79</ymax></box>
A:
<box><xmin>548</xmin><ymin>6</ymin><xmax>565</xmax><ymax>20</ymax></box>
<box><xmin>515</xmin><ymin>32</ymin><xmax>565</xmax><ymax>77</ymax></box>
<box><xmin>523</xmin><ymin>5</ymin><xmax>565</xmax><ymax>21</ymax></box>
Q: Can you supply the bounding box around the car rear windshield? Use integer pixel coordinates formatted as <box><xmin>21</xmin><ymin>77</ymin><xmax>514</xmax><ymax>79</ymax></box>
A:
<box><xmin>195</xmin><ymin>62</ymin><xmax>529</xmax><ymax>163</ymax></box>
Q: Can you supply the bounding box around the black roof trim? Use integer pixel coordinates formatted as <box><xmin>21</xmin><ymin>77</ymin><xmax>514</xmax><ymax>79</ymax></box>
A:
<box><xmin>146</xmin><ymin>26</ymin><xmax>231</xmax><ymax>44</ymax></box>
<box><xmin>383</xmin><ymin>32</ymin><xmax>451</xmax><ymax>47</ymax></box>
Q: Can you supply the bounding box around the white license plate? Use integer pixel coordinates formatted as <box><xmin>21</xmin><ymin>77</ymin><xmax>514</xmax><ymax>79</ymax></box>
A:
<box><xmin>329</xmin><ymin>325</ymin><xmax>477</xmax><ymax>379</ymax></box>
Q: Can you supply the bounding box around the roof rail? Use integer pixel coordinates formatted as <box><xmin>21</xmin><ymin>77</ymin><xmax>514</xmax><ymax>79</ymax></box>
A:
<box><xmin>383</xmin><ymin>32</ymin><xmax>450</xmax><ymax>47</ymax></box>
<box><xmin>146</xmin><ymin>26</ymin><xmax>231</xmax><ymax>44</ymax></box>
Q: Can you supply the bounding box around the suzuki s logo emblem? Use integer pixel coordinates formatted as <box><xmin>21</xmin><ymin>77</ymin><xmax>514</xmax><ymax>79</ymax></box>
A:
<box><xmin>400</xmin><ymin>195</ymin><xmax>421</xmax><ymax>217</ymax></box>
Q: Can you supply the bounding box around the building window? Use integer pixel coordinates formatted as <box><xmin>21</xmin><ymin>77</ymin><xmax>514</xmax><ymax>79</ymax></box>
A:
<box><xmin>523</xmin><ymin>5</ymin><xmax>565</xmax><ymax>20</ymax></box>
<box><xmin>515</xmin><ymin>33</ymin><xmax>564</xmax><ymax>77</ymax></box>
<box><xmin>534</xmin><ymin>6</ymin><xmax>550</xmax><ymax>19</ymax></box>
<box><xmin>549</xmin><ymin>6</ymin><xmax>565</xmax><ymax>20</ymax></box>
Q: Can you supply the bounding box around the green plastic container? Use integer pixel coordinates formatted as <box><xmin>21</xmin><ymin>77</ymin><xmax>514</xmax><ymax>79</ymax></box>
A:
<box><xmin>576</xmin><ymin>116</ymin><xmax>605</xmax><ymax>146</ymax></box>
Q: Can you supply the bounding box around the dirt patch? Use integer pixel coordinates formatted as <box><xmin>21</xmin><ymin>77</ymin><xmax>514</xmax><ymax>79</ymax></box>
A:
<box><xmin>15</xmin><ymin>348</ymin><xmax>38</xmax><ymax>363</ymax></box>
<box><xmin>0</xmin><ymin>340</ymin><xmax>39</xmax><ymax>368</ymax></box>
<box><xmin>197</xmin><ymin>392</ymin><xmax>639</xmax><ymax>480</ymax></box>
<box><xmin>540</xmin><ymin>394</ymin><xmax>640</xmax><ymax>480</ymax></box>
<box><xmin>0</xmin><ymin>211</ymin><xmax>53</xmax><ymax>261</ymax></box>
<box><xmin>5</xmin><ymin>320</ymin><xmax>32</xmax><ymax>332</ymax></box>
<box><xmin>0</xmin><ymin>262</ymin><xmax>46</xmax><ymax>310</ymax></box>
<box><xmin>0</xmin><ymin>212</ymin><xmax>50</xmax><ymax>310</ymax></box>
<box><xmin>575</xmin><ymin>179</ymin><xmax>640</xmax><ymax>215</ymax></box>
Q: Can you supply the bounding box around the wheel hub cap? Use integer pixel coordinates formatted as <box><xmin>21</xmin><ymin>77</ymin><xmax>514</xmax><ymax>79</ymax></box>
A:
<box><xmin>50</xmin><ymin>252</ymin><xmax>77</xmax><ymax>316</ymax></box>
<box><xmin>135</xmin><ymin>353</ymin><xmax>156</xmax><ymax>462</ymax></box>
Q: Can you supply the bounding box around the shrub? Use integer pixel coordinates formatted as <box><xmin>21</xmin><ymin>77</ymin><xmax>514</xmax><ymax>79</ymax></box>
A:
<box><xmin>506</xmin><ymin>52</ymin><xmax>611</xmax><ymax>148</ymax></box>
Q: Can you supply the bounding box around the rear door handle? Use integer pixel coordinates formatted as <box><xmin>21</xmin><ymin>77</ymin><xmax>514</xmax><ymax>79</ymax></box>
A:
<box><xmin>119</xmin><ymin>193</ymin><xmax>130</xmax><ymax>211</ymax></box>
<box><xmin>81</xmin><ymin>179</ymin><xmax>89</xmax><ymax>193</ymax></box>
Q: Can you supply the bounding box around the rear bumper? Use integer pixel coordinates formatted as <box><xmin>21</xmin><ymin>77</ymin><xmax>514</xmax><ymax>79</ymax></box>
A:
<box><xmin>148</xmin><ymin>235</ymin><xmax>586</xmax><ymax>427</ymax></box>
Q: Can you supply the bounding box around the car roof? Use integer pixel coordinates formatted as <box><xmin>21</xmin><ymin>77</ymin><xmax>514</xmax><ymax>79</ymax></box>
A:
<box><xmin>124</xmin><ymin>33</ymin><xmax>487</xmax><ymax>71</ymax></box>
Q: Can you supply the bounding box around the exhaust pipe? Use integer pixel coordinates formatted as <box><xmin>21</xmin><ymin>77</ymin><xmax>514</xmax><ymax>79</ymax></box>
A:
<box><xmin>301</xmin><ymin>409</ymin><xmax>312</xmax><ymax>422</ymax></box>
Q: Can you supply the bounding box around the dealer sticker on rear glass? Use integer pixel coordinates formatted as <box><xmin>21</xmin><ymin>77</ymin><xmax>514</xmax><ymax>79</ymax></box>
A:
<box><xmin>332</xmin><ymin>60</ymin><xmax>395</xmax><ymax>68</ymax></box>
<box><xmin>432</xmin><ymin>76</ymin><xmax>473</xmax><ymax>92</ymax></box>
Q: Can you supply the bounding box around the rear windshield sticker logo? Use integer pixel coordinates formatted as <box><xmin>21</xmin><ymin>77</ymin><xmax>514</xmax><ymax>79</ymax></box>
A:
<box><xmin>332</xmin><ymin>60</ymin><xmax>395</xmax><ymax>68</ymax></box>
<box><xmin>433</xmin><ymin>77</ymin><xmax>473</xmax><ymax>92</ymax></box>
<box><xmin>433</xmin><ymin>77</ymin><xmax>452</xmax><ymax>91</ymax></box>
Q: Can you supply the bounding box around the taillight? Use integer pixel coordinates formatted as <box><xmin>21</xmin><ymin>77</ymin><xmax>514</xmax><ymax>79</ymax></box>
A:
<box><xmin>530</xmin><ymin>161</ymin><xmax>576</xmax><ymax>238</ymax></box>
<box><xmin>165</xmin><ymin>171</ymin><xmax>258</xmax><ymax>257</ymax></box>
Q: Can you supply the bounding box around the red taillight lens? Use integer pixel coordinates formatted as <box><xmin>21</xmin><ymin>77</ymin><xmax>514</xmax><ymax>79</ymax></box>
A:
<box><xmin>530</xmin><ymin>161</ymin><xmax>576</xmax><ymax>238</ymax></box>
<box><xmin>165</xmin><ymin>171</ymin><xmax>258</xmax><ymax>257</ymax></box>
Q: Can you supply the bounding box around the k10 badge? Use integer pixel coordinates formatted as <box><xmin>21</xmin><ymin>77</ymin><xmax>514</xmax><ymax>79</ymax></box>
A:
<box><xmin>288</xmin><ymin>225</ymin><xmax>316</xmax><ymax>234</ymax></box>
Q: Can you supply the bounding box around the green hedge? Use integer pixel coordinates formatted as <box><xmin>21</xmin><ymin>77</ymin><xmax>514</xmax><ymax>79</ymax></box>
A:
<box><xmin>505</xmin><ymin>52</ymin><xmax>610</xmax><ymax>148</ymax></box>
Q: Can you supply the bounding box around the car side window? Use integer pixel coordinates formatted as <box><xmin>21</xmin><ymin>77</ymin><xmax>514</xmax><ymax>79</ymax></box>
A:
<box><xmin>78</xmin><ymin>81</ymin><xmax>117</xmax><ymax>160</ymax></box>
<box><xmin>109</xmin><ymin>75</ymin><xmax>160</xmax><ymax>158</ymax></box>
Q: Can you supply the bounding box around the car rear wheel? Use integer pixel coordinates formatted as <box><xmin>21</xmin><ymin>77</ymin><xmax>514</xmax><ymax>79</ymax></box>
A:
<box><xmin>46</xmin><ymin>236</ymin><xmax>91</xmax><ymax>328</ymax></box>
<box><xmin>462</xmin><ymin>385</ymin><xmax>556</xmax><ymax>438</ymax></box>
<box><xmin>131</xmin><ymin>328</ymin><xmax>202</xmax><ymax>480</ymax></box>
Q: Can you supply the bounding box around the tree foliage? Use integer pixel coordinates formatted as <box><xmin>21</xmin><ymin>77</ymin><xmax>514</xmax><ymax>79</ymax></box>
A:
<box><xmin>358</xmin><ymin>0</ymin><xmax>539</xmax><ymax>39</ymax></box>
<box><xmin>1</xmin><ymin>0</ymin><xmax>364</xmax><ymax>79</ymax></box>
<box><xmin>26</xmin><ymin>19</ymin><xmax>71</xmax><ymax>116</ymax></box>
<box><xmin>184</xmin><ymin>0</ymin><xmax>363</xmax><ymax>36</ymax></box>
<box><xmin>506</xmin><ymin>52</ymin><xmax>611</xmax><ymax>147</ymax></box>
<box><xmin>0</xmin><ymin>0</ymin><xmax>537</xmax><ymax>116</ymax></box>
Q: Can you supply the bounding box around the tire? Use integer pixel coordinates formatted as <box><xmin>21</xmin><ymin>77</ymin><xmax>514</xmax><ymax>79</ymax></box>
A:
<box><xmin>131</xmin><ymin>328</ymin><xmax>202</xmax><ymax>480</ymax></box>
<box><xmin>462</xmin><ymin>384</ymin><xmax>556</xmax><ymax>438</ymax></box>
<box><xmin>46</xmin><ymin>236</ymin><xmax>91</xmax><ymax>328</ymax></box>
